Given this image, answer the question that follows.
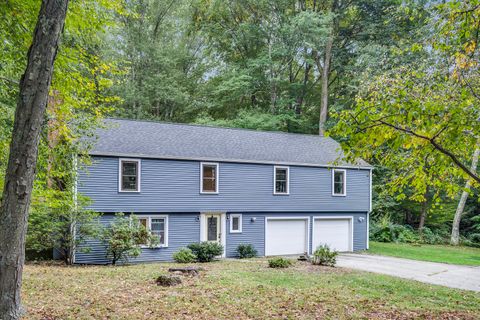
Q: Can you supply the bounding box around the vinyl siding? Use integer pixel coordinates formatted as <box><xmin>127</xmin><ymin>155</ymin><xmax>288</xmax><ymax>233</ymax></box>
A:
<box><xmin>76</xmin><ymin>212</ymin><xmax>367</xmax><ymax>264</ymax></box>
<box><xmin>75</xmin><ymin>213</ymin><xmax>200</xmax><ymax>264</ymax></box>
<box><xmin>225</xmin><ymin>212</ymin><xmax>367</xmax><ymax>258</ymax></box>
<box><xmin>78</xmin><ymin>156</ymin><xmax>371</xmax><ymax>213</ymax></box>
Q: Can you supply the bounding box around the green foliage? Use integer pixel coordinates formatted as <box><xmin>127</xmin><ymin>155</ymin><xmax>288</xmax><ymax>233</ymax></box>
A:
<box><xmin>370</xmin><ymin>215</ymin><xmax>419</xmax><ymax>243</ymax></box>
<box><xmin>268</xmin><ymin>257</ymin><xmax>292</xmax><ymax>268</ymax></box>
<box><xmin>100</xmin><ymin>214</ymin><xmax>158</xmax><ymax>265</ymax></box>
<box><xmin>187</xmin><ymin>242</ymin><xmax>223</xmax><ymax>262</ymax></box>
<box><xmin>419</xmin><ymin>227</ymin><xmax>449</xmax><ymax>245</ymax></box>
<box><xmin>311</xmin><ymin>245</ymin><xmax>338</xmax><ymax>267</ymax></box>
<box><xmin>172</xmin><ymin>248</ymin><xmax>197</xmax><ymax>263</ymax></box>
<box><xmin>236</xmin><ymin>244</ymin><xmax>257</xmax><ymax>259</ymax></box>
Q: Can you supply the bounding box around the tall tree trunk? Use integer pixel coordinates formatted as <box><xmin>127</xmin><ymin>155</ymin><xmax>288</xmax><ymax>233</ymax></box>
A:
<box><xmin>318</xmin><ymin>31</ymin><xmax>333</xmax><ymax>136</ymax></box>
<box><xmin>418</xmin><ymin>188</ymin><xmax>430</xmax><ymax>231</ymax></box>
<box><xmin>0</xmin><ymin>1</ymin><xmax>69</xmax><ymax>319</ymax></box>
<box><xmin>451</xmin><ymin>146</ymin><xmax>480</xmax><ymax>245</ymax></box>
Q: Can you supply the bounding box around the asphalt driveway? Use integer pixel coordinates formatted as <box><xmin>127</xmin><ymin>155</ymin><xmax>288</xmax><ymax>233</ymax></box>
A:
<box><xmin>337</xmin><ymin>253</ymin><xmax>480</xmax><ymax>292</ymax></box>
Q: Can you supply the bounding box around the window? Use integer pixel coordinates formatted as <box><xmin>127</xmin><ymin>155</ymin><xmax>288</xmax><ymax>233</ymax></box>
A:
<box><xmin>274</xmin><ymin>166</ymin><xmax>289</xmax><ymax>195</ymax></box>
<box><xmin>230</xmin><ymin>214</ymin><xmax>242</xmax><ymax>233</ymax></box>
<box><xmin>332</xmin><ymin>169</ymin><xmax>346</xmax><ymax>196</ymax></box>
<box><xmin>201</xmin><ymin>162</ymin><xmax>219</xmax><ymax>193</ymax></box>
<box><xmin>119</xmin><ymin>159</ymin><xmax>140</xmax><ymax>192</ymax></box>
<box><xmin>137</xmin><ymin>215</ymin><xmax>168</xmax><ymax>247</ymax></box>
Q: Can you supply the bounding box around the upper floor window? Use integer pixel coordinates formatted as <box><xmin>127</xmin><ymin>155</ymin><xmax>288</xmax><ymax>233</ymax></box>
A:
<box><xmin>201</xmin><ymin>162</ymin><xmax>219</xmax><ymax>194</ymax></box>
<box><xmin>137</xmin><ymin>215</ymin><xmax>168</xmax><ymax>247</ymax></box>
<box><xmin>119</xmin><ymin>159</ymin><xmax>141</xmax><ymax>192</ymax></box>
<box><xmin>332</xmin><ymin>169</ymin><xmax>346</xmax><ymax>196</ymax></box>
<box><xmin>274</xmin><ymin>166</ymin><xmax>289</xmax><ymax>195</ymax></box>
<box><xmin>230</xmin><ymin>214</ymin><xmax>242</xmax><ymax>233</ymax></box>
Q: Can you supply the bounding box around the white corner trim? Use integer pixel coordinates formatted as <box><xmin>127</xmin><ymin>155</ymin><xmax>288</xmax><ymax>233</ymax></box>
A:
<box><xmin>118</xmin><ymin>158</ymin><xmax>141</xmax><ymax>193</ymax></box>
<box><xmin>273</xmin><ymin>165</ymin><xmax>290</xmax><ymax>195</ymax></box>
<box><xmin>136</xmin><ymin>214</ymin><xmax>168</xmax><ymax>248</ymax></box>
<box><xmin>264</xmin><ymin>216</ymin><xmax>310</xmax><ymax>256</ymax></box>
<box><xmin>332</xmin><ymin>168</ymin><xmax>347</xmax><ymax>197</ymax></box>
<box><xmin>200</xmin><ymin>162</ymin><xmax>219</xmax><ymax>194</ymax></box>
<box><xmin>229</xmin><ymin>214</ymin><xmax>242</xmax><ymax>233</ymax></box>
<box><xmin>312</xmin><ymin>216</ymin><xmax>353</xmax><ymax>252</ymax></box>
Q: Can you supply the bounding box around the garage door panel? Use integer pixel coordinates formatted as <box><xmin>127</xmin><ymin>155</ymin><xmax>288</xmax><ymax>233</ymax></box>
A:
<box><xmin>266</xmin><ymin>219</ymin><xmax>307</xmax><ymax>256</ymax></box>
<box><xmin>313</xmin><ymin>219</ymin><xmax>351</xmax><ymax>252</ymax></box>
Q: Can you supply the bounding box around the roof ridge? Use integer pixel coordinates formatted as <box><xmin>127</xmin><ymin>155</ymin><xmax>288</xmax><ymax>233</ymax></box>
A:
<box><xmin>105</xmin><ymin>117</ymin><xmax>334</xmax><ymax>140</ymax></box>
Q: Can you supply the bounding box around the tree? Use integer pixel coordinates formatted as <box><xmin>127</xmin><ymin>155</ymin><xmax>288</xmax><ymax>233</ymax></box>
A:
<box><xmin>0</xmin><ymin>1</ymin><xmax>69</xmax><ymax>319</ymax></box>
<box><xmin>100</xmin><ymin>214</ymin><xmax>158</xmax><ymax>265</ymax></box>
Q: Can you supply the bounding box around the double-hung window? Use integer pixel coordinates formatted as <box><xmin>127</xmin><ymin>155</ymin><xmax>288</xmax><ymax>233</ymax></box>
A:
<box><xmin>332</xmin><ymin>169</ymin><xmax>346</xmax><ymax>196</ymax></box>
<box><xmin>201</xmin><ymin>162</ymin><xmax>219</xmax><ymax>194</ymax></box>
<box><xmin>274</xmin><ymin>166</ymin><xmax>289</xmax><ymax>195</ymax></box>
<box><xmin>230</xmin><ymin>214</ymin><xmax>242</xmax><ymax>233</ymax></box>
<box><xmin>137</xmin><ymin>215</ymin><xmax>168</xmax><ymax>247</ymax></box>
<box><xmin>119</xmin><ymin>159</ymin><xmax>141</xmax><ymax>192</ymax></box>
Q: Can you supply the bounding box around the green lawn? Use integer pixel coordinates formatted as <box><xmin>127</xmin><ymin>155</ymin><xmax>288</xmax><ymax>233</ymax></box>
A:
<box><xmin>368</xmin><ymin>241</ymin><xmax>480</xmax><ymax>266</ymax></box>
<box><xmin>22</xmin><ymin>259</ymin><xmax>480</xmax><ymax>319</ymax></box>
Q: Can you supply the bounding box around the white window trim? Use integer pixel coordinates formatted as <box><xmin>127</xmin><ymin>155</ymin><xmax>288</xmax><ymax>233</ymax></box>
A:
<box><xmin>332</xmin><ymin>169</ymin><xmax>347</xmax><ymax>196</ymax></box>
<box><xmin>118</xmin><ymin>158</ymin><xmax>141</xmax><ymax>193</ymax></box>
<box><xmin>200</xmin><ymin>162</ymin><xmax>219</xmax><ymax>194</ymax></box>
<box><xmin>229</xmin><ymin>214</ymin><xmax>242</xmax><ymax>233</ymax></box>
<box><xmin>136</xmin><ymin>214</ymin><xmax>168</xmax><ymax>248</ymax></box>
<box><xmin>273</xmin><ymin>165</ymin><xmax>290</xmax><ymax>195</ymax></box>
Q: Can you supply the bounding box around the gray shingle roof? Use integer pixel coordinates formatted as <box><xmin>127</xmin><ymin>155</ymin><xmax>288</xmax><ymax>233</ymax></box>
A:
<box><xmin>89</xmin><ymin>118</ymin><xmax>371</xmax><ymax>168</ymax></box>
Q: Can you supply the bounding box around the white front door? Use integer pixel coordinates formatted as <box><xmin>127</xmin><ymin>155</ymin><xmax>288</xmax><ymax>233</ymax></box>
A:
<box><xmin>265</xmin><ymin>218</ymin><xmax>308</xmax><ymax>256</ymax></box>
<box><xmin>200</xmin><ymin>213</ymin><xmax>226</xmax><ymax>256</ymax></box>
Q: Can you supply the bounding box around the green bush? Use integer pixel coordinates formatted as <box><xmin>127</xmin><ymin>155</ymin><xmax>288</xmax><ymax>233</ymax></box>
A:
<box><xmin>187</xmin><ymin>241</ymin><xmax>223</xmax><ymax>262</ymax></box>
<box><xmin>370</xmin><ymin>215</ymin><xmax>418</xmax><ymax>243</ymax></box>
<box><xmin>268</xmin><ymin>257</ymin><xmax>292</xmax><ymax>268</ymax></box>
<box><xmin>172</xmin><ymin>248</ymin><xmax>196</xmax><ymax>263</ymax></box>
<box><xmin>236</xmin><ymin>244</ymin><xmax>257</xmax><ymax>259</ymax></box>
<box><xmin>419</xmin><ymin>227</ymin><xmax>449</xmax><ymax>245</ymax></box>
<box><xmin>311</xmin><ymin>245</ymin><xmax>338</xmax><ymax>267</ymax></box>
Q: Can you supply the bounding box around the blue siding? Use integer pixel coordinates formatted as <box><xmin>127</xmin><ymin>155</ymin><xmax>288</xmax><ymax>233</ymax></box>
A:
<box><xmin>75</xmin><ymin>213</ymin><xmax>200</xmax><ymax>264</ymax></box>
<box><xmin>225</xmin><ymin>212</ymin><xmax>367</xmax><ymax>258</ymax></box>
<box><xmin>78</xmin><ymin>156</ymin><xmax>371</xmax><ymax>213</ymax></box>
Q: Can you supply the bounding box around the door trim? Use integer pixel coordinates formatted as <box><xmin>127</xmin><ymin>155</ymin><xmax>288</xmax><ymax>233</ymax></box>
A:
<box><xmin>200</xmin><ymin>212</ymin><xmax>226</xmax><ymax>257</ymax></box>
<box><xmin>312</xmin><ymin>216</ymin><xmax>353</xmax><ymax>252</ymax></box>
<box><xmin>264</xmin><ymin>216</ymin><xmax>310</xmax><ymax>256</ymax></box>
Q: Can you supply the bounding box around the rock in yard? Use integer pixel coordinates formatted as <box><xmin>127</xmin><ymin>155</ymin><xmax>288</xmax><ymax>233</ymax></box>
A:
<box><xmin>156</xmin><ymin>275</ymin><xmax>182</xmax><ymax>287</ymax></box>
<box><xmin>168</xmin><ymin>267</ymin><xmax>203</xmax><ymax>276</ymax></box>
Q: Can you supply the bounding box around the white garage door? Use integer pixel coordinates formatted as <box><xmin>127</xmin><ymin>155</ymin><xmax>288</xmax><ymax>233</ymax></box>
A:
<box><xmin>265</xmin><ymin>218</ymin><xmax>308</xmax><ymax>256</ymax></box>
<box><xmin>313</xmin><ymin>218</ymin><xmax>352</xmax><ymax>252</ymax></box>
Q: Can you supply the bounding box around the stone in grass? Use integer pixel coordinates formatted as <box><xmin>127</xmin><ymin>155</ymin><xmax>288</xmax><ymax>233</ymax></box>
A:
<box><xmin>156</xmin><ymin>275</ymin><xmax>182</xmax><ymax>287</ymax></box>
<box><xmin>168</xmin><ymin>267</ymin><xmax>203</xmax><ymax>276</ymax></box>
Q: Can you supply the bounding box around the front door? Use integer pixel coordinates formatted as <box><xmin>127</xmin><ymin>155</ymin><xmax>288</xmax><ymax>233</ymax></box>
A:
<box><xmin>207</xmin><ymin>215</ymin><xmax>221</xmax><ymax>243</ymax></box>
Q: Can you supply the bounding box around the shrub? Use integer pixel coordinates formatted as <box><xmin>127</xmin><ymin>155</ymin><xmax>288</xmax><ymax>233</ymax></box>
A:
<box><xmin>311</xmin><ymin>245</ymin><xmax>338</xmax><ymax>267</ymax></box>
<box><xmin>268</xmin><ymin>257</ymin><xmax>292</xmax><ymax>268</ymax></box>
<box><xmin>172</xmin><ymin>248</ymin><xmax>196</xmax><ymax>263</ymax></box>
<box><xmin>419</xmin><ymin>227</ymin><xmax>449</xmax><ymax>245</ymax></box>
<box><xmin>187</xmin><ymin>242</ymin><xmax>223</xmax><ymax>262</ymax></box>
<box><xmin>100</xmin><ymin>214</ymin><xmax>158</xmax><ymax>265</ymax></box>
<box><xmin>236</xmin><ymin>244</ymin><xmax>257</xmax><ymax>259</ymax></box>
<box><xmin>370</xmin><ymin>215</ymin><xmax>418</xmax><ymax>243</ymax></box>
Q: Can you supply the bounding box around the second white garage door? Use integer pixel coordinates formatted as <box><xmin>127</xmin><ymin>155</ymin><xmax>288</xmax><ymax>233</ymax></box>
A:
<box><xmin>313</xmin><ymin>218</ymin><xmax>352</xmax><ymax>252</ymax></box>
<box><xmin>265</xmin><ymin>218</ymin><xmax>308</xmax><ymax>256</ymax></box>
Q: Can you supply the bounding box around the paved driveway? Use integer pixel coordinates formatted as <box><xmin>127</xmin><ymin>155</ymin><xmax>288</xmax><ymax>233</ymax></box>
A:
<box><xmin>337</xmin><ymin>253</ymin><xmax>480</xmax><ymax>292</ymax></box>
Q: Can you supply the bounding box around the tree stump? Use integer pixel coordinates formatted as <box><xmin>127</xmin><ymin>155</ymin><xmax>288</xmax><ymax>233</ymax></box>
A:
<box><xmin>168</xmin><ymin>267</ymin><xmax>203</xmax><ymax>276</ymax></box>
<box><xmin>156</xmin><ymin>275</ymin><xmax>182</xmax><ymax>287</ymax></box>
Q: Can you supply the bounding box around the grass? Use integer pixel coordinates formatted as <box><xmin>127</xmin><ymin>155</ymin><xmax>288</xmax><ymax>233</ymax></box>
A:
<box><xmin>368</xmin><ymin>241</ymin><xmax>480</xmax><ymax>266</ymax></box>
<box><xmin>22</xmin><ymin>259</ymin><xmax>480</xmax><ymax>319</ymax></box>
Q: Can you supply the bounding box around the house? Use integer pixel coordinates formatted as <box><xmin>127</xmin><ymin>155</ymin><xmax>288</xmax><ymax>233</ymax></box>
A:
<box><xmin>74</xmin><ymin>118</ymin><xmax>372</xmax><ymax>264</ymax></box>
